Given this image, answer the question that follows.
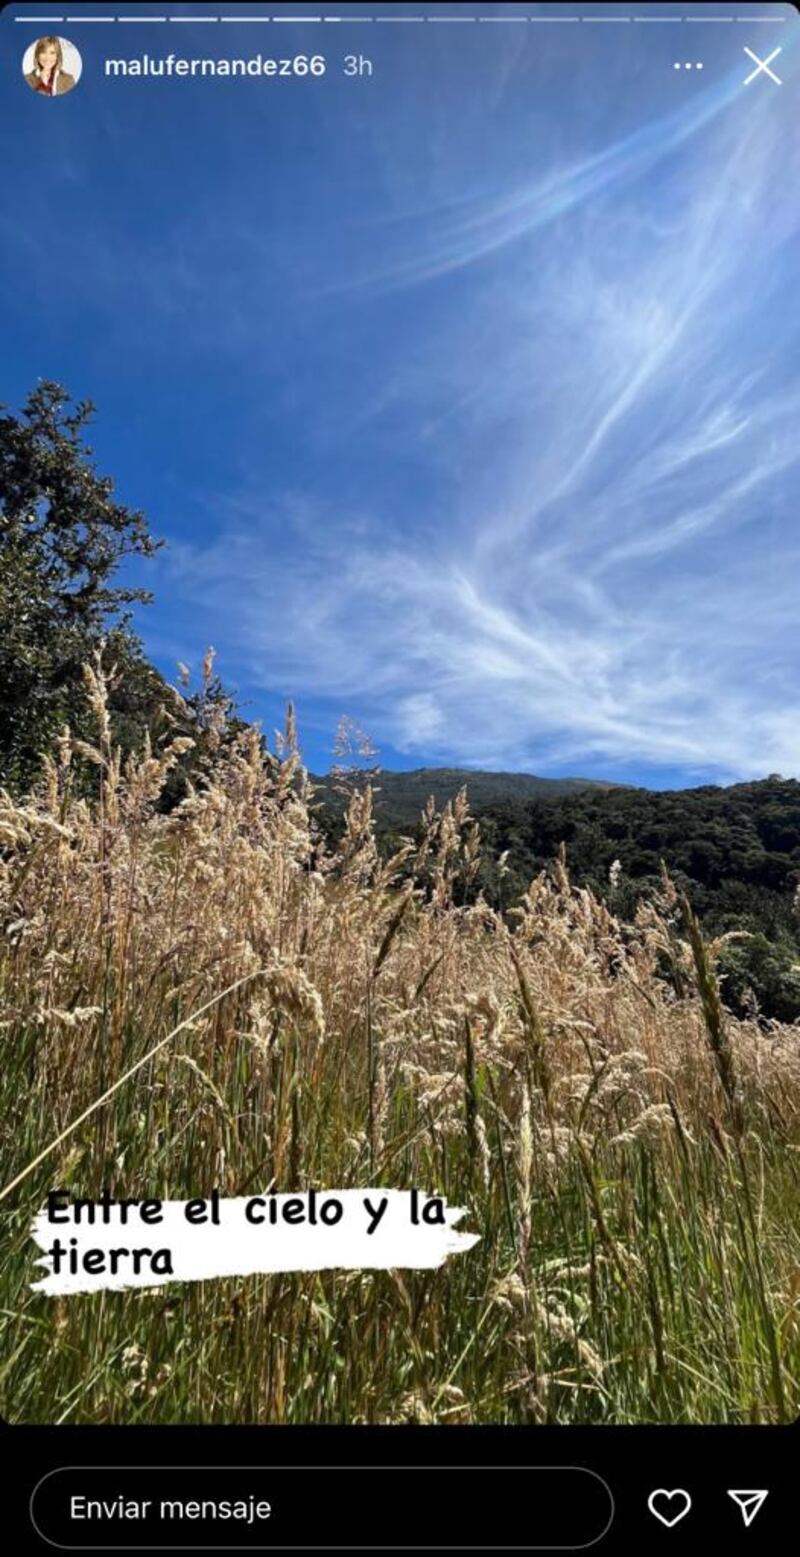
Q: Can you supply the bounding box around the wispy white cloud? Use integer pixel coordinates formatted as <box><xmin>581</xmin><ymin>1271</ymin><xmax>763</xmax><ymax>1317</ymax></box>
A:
<box><xmin>157</xmin><ymin>50</ymin><xmax>800</xmax><ymax>782</ymax></box>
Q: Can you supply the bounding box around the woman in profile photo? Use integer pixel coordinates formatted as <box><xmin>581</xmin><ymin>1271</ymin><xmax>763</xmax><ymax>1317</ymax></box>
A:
<box><xmin>25</xmin><ymin>36</ymin><xmax>77</xmax><ymax>97</ymax></box>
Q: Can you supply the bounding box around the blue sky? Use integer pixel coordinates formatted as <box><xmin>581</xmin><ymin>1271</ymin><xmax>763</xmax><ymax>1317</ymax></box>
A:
<box><xmin>2</xmin><ymin>1</ymin><xmax>799</xmax><ymax>785</ymax></box>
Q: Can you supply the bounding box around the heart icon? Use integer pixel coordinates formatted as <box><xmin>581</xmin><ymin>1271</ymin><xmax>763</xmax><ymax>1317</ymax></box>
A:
<box><xmin>647</xmin><ymin>1489</ymin><xmax>692</xmax><ymax>1528</ymax></box>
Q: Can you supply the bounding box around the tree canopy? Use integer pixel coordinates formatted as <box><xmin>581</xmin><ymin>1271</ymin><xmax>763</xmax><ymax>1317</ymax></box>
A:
<box><xmin>472</xmin><ymin>780</ymin><xmax>800</xmax><ymax>1022</ymax></box>
<box><xmin>0</xmin><ymin>382</ymin><xmax>163</xmax><ymax>787</ymax></box>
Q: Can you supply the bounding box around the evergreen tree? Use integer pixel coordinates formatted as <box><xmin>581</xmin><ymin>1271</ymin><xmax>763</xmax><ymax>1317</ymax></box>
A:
<box><xmin>0</xmin><ymin>382</ymin><xmax>161</xmax><ymax>786</ymax></box>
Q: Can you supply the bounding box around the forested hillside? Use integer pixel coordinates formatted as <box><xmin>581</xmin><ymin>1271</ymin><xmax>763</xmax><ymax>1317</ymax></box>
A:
<box><xmin>313</xmin><ymin>766</ymin><xmax>618</xmax><ymax>827</ymax></box>
<box><xmin>471</xmin><ymin>780</ymin><xmax>800</xmax><ymax>1022</ymax></box>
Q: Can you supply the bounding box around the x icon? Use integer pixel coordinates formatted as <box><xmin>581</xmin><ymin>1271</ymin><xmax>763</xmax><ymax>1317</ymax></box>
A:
<box><xmin>743</xmin><ymin>46</ymin><xmax>782</xmax><ymax>86</ymax></box>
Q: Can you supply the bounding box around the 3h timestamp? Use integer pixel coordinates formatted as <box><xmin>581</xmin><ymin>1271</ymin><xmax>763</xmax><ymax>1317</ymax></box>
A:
<box><xmin>344</xmin><ymin>54</ymin><xmax>374</xmax><ymax>77</ymax></box>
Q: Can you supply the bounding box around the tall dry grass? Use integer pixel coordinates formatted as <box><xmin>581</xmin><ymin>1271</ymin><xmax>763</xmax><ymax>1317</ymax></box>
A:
<box><xmin>1</xmin><ymin>655</ymin><xmax>800</xmax><ymax>1424</ymax></box>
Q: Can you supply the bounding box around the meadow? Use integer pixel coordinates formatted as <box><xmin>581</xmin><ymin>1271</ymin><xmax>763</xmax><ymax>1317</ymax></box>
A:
<box><xmin>1</xmin><ymin>657</ymin><xmax>799</xmax><ymax>1425</ymax></box>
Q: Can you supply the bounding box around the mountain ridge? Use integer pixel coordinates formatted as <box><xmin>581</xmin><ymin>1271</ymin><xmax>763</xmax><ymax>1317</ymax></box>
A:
<box><xmin>311</xmin><ymin>765</ymin><xmax>624</xmax><ymax>827</ymax></box>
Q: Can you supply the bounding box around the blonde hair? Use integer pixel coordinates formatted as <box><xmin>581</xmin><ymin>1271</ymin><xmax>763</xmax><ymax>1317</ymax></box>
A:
<box><xmin>34</xmin><ymin>36</ymin><xmax>63</xmax><ymax>74</ymax></box>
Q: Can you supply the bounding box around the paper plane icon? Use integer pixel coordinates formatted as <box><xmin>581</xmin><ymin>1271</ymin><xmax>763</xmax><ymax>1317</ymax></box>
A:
<box><xmin>727</xmin><ymin>1490</ymin><xmax>768</xmax><ymax>1528</ymax></box>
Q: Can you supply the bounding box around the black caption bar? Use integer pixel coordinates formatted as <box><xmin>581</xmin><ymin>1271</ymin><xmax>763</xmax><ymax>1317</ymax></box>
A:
<box><xmin>30</xmin><ymin>1465</ymin><xmax>612</xmax><ymax>1550</ymax></box>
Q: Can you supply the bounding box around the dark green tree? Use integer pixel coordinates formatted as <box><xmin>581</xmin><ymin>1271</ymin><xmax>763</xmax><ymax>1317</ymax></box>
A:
<box><xmin>0</xmin><ymin>382</ymin><xmax>162</xmax><ymax>786</ymax></box>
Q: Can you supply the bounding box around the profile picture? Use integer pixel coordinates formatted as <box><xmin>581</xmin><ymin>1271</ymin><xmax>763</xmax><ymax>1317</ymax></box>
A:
<box><xmin>22</xmin><ymin>35</ymin><xmax>82</xmax><ymax>97</ymax></box>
